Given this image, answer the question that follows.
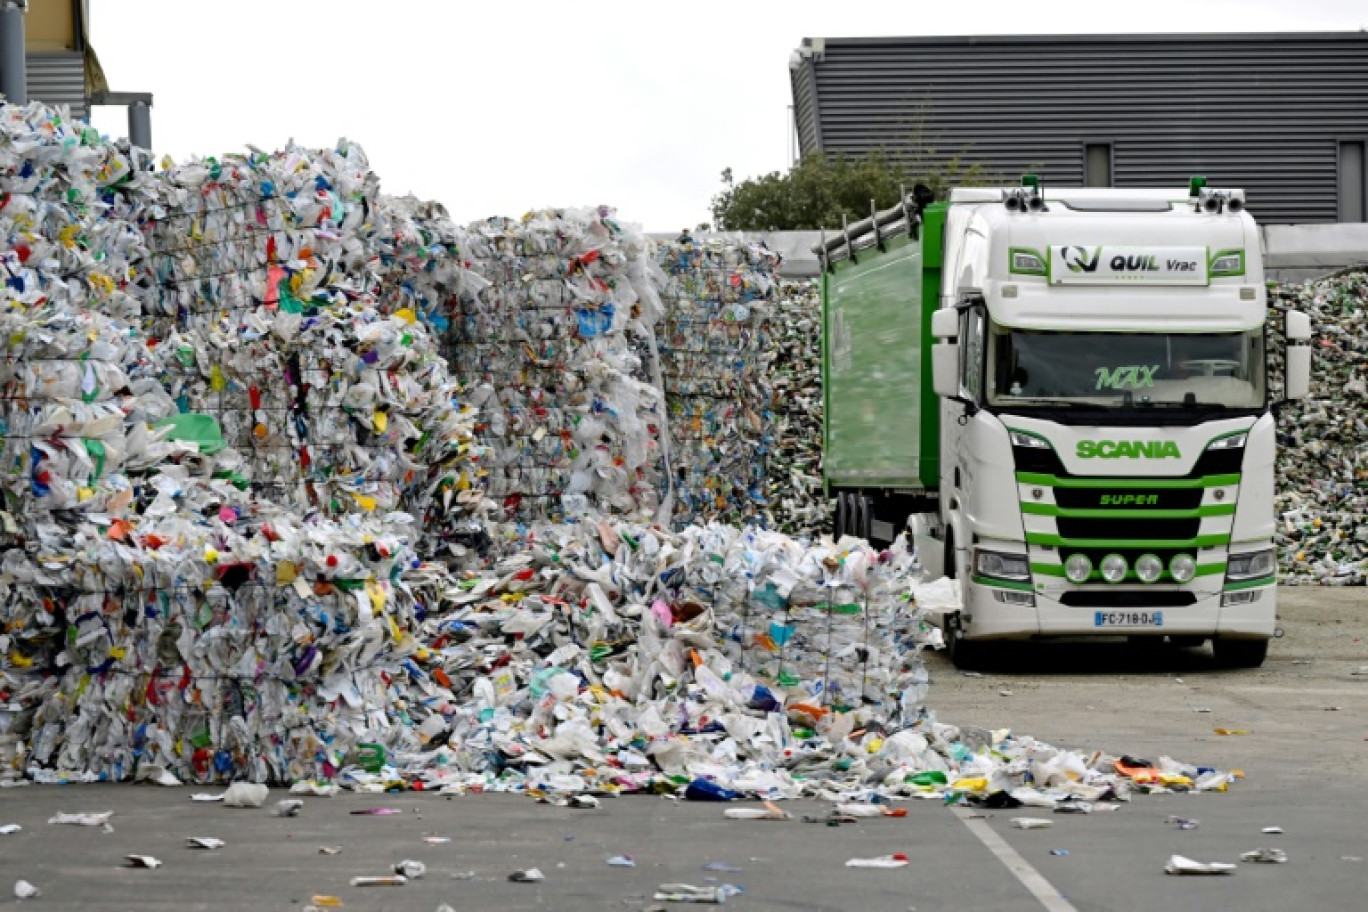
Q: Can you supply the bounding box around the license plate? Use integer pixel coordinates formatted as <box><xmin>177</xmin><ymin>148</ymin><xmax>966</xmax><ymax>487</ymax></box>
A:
<box><xmin>1094</xmin><ymin>611</ymin><xmax>1163</xmax><ymax>628</ymax></box>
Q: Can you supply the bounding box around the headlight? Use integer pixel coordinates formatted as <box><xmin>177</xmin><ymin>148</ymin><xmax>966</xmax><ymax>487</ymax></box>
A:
<box><xmin>975</xmin><ymin>550</ymin><xmax>1031</xmax><ymax>581</ymax></box>
<box><xmin>1169</xmin><ymin>554</ymin><xmax>1197</xmax><ymax>583</ymax></box>
<box><xmin>1010</xmin><ymin>250</ymin><xmax>1047</xmax><ymax>275</ymax></box>
<box><xmin>1100</xmin><ymin>554</ymin><xmax>1128</xmax><ymax>584</ymax></box>
<box><xmin>1207</xmin><ymin>432</ymin><xmax>1247</xmax><ymax>450</ymax></box>
<box><xmin>1227</xmin><ymin>549</ymin><xmax>1276</xmax><ymax>581</ymax></box>
<box><xmin>1064</xmin><ymin>553</ymin><xmax>1092</xmax><ymax>583</ymax></box>
<box><xmin>1210</xmin><ymin>250</ymin><xmax>1245</xmax><ymax>277</ymax></box>
<box><xmin>1009</xmin><ymin>430</ymin><xmax>1050</xmax><ymax>449</ymax></box>
<box><xmin>1135</xmin><ymin>553</ymin><xmax>1163</xmax><ymax>584</ymax></box>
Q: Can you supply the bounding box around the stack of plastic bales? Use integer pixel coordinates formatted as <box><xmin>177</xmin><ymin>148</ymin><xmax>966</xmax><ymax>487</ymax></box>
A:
<box><xmin>443</xmin><ymin>209</ymin><xmax>668</xmax><ymax>525</ymax></box>
<box><xmin>138</xmin><ymin>142</ymin><xmax>484</xmax><ymax>532</ymax></box>
<box><xmin>765</xmin><ymin>279</ymin><xmax>825</xmax><ymax>536</ymax></box>
<box><xmin>1270</xmin><ymin>271</ymin><xmax>1368</xmax><ymax>585</ymax></box>
<box><xmin>656</xmin><ymin>236</ymin><xmax>781</xmax><ymax>526</ymax></box>
<box><xmin>0</xmin><ymin>103</ymin><xmax>485</xmax><ymax>782</ymax></box>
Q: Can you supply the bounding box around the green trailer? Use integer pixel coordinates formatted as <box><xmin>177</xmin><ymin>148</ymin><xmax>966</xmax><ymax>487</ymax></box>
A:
<box><xmin>820</xmin><ymin>190</ymin><xmax>943</xmax><ymax>542</ymax></box>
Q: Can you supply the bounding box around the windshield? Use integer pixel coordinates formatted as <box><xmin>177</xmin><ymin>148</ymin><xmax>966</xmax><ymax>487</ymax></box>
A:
<box><xmin>987</xmin><ymin>326</ymin><xmax>1265</xmax><ymax>409</ymax></box>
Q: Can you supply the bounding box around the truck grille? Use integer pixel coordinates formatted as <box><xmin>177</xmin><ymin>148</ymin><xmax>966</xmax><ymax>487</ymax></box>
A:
<box><xmin>1058</xmin><ymin>591</ymin><xmax>1198</xmax><ymax>608</ymax></box>
<box><xmin>1056</xmin><ymin>516</ymin><xmax>1201</xmax><ymax>542</ymax></box>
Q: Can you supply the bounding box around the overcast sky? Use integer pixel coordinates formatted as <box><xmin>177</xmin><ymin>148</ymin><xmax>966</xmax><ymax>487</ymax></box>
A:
<box><xmin>87</xmin><ymin>1</ymin><xmax>1366</xmax><ymax>232</ymax></box>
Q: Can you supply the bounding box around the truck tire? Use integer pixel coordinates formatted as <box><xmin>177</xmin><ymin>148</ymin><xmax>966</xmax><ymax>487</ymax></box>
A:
<box><xmin>854</xmin><ymin>493</ymin><xmax>871</xmax><ymax>540</ymax></box>
<box><xmin>946</xmin><ymin>611</ymin><xmax>991</xmax><ymax>671</ymax></box>
<box><xmin>1212</xmin><ymin>637</ymin><xmax>1269</xmax><ymax>669</ymax></box>
<box><xmin>940</xmin><ymin>527</ymin><xmax>989</xmax><ymax>669</ymax></box>
<box><xmin>834</xmin><ymin>493</ymin><xmax>849</xmax><ymax>538</ymax></box>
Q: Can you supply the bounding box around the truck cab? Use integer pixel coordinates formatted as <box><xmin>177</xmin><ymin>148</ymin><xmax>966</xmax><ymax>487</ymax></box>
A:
<box><xmin>818</xmin><ymin>179</ymin><xmax>1311</xmax><ymax>669</ymax></box>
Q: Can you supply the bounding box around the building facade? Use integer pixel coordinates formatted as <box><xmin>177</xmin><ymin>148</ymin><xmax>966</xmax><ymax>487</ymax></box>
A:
<box><xmin>790</xmin><ymin>32</ymin><xmax>1368</xmax><ymax>223</ymax></box>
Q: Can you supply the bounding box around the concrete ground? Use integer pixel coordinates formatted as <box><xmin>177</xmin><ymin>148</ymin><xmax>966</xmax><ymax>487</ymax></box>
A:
<box><xmin>0</xmin><ymin>587</ymin><xmax>1363</xmax><ymax>912</ymax></box>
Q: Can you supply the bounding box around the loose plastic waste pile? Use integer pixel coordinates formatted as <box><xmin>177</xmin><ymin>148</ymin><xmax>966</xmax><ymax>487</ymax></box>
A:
<box><xmin>1270</xmin><ymin>271</ymin><xmax>1368</xmax><ymax>585</ymax></box>
<box><xmin>656</xmin><ymin>236</ymin><xmax>781</xmax><ymax>527</ymax></box>
<box><xmin>441</xmin><ymin>210</ymin><xmax>669</xmax><ymax>525</ymax></box>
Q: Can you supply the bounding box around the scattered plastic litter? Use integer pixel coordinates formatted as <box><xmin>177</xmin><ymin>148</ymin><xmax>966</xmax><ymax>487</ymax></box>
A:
<box><xmin>274</xmin><ymin>800</ymin><xmax>304</xmax><ymax>817</ymax></box>
<box><xmin>1011</xmin><ymin>818</ymin><xmax>1054</xmax><ymax>830</ymax></box>
<box><xmin>48</xmin><ymin>811</ymin><xmax>113</xmax><ymax>827</ymax></box>
<box><xmin>137</xmin><ymin>765</ymin><xmax>182</xmax><ymax>787</ymax></box>
<box><xmin>0</xmin><ymin>824</ymin><xmax>20</xmax><ymax>835</ymax></box>
<box><xmin>1241</xmin><ymin>848</ymin><xmax>1288</xmax><ymax>864</ymax></box>
<box><xmin>191</xmin><ymin>794</ymin><xmax>224</xmax><ymax>803</ymax></box>
<box><xmin>319</xmin><ymin>846</ymin><xmax>343</xmax><ymax>856</ymax></box>
<box><xmin>701</xmin><ymin>862</ymin><xmax>743</xmax><ymax>873</ymax></box>
<box><xmin>222</xmin><ymin>785</ymin><xmax>269</xmax><ymax>809</ymax></box>
<box><xmin>834</xmin><ymin>803</ymin><xmax>885</xmax><ymax>818</ymax></box>
<box><xmin>393</xmin><ymin>860</ymin><xmax>426</xmax><ymax>879</ymax></box>
<box><xmin>724</xmin><ymin>802</ymin><xmax>791</xmax><ymax>821</ymax></box>
<box><xmin>607</xmin><ymin>855</ymin><xmax>637</xmax><ymax>867</ymax></box>
<box><xmin>1167</xmin><ymin>816</ymin><xmax>1200</xmax><ymax>830</ymax></box>
<box><xmin>125</xmin><ymin>855</ymin><xmax>163</xmax><ymax>869</ymax></box>
<box><xmin>1165</xmin><ymin>855</ymin><xmax>1237</xmax><ymax>875</ymax></box>
<box><xmin>423</xmin><ymin>836</ymin><xmax>451</xmax><ymax>845</ymax></box>
<box><xmin>845</xmin><ymin>854</ymin><xmax>910</xmax><ymax>868</ymax></box>
<box><xmin>186</xmin><ymin>837</ymin><xmax>225</xmax><ymax>850</ymax></box>
<box><xmin>350</xmin><ymin>809</ymin><xmax>402</xmax><ymax>816</ymax></box>
<box><xmin>508</xmin><ymin>868</ymin><xmax>545</xmax><ymax>883</ymax></box>
<box><xmin>1213</xmin><ymin>728</ymin><xmax>1250</xmax><ymax>736</ymax></box>
<box><xmin>350</xmin><ymin>875</ymin><xmax>407</xmax><ymax>887</ymax></box>
<box><xmin>309</xmin><ymin>895</ymin><xmax>343</xmax><ymax>907</ymax></box>
<box><xmin>14</xmin><ymin>880</ymin><xmax>40</xmax><ymax>900</ymax></box>
<box><xmin>654</xmin><ymin>883</ymin><xmax>740</xmax><ymax>903</ymax></box>
<box><xmin>1049</xmin><ymin>849</ymin><xmax>1070</xmax><ymax>856</ymax></box>
<box><xmin>1262</xmin><ymin>826</ymin><xmax>1284</xmax><ymax>834</ymax></box>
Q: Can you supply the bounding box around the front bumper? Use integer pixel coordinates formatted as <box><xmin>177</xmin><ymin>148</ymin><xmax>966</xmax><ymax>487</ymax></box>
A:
<box><xmin>961</xmin><ymin>577</ymin><xmax>1276</xmax><ymax>640</ymax></box>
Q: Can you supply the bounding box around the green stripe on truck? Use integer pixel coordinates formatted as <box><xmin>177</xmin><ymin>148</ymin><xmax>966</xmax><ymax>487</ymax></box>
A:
<box><xmin>1020</xmin><ymin>502</ymin><xmax>1235</xmax><ymax>518</ymax></box>
<box><xmin>1025</xmin><ymin>532</ymin><xmax>1231</xmax><ymax>549</ymax></box>
<box><xmin>1017</xmin><ymin>472</ymin><xmax>1240</xmax><ymax>489</ymax></box>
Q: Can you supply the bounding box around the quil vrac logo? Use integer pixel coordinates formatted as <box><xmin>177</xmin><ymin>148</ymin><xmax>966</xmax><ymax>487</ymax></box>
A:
<box><xmin>1060</xmin><ymin>246</ymin><xmax>1100</xmax><ymax>273</ymax></box>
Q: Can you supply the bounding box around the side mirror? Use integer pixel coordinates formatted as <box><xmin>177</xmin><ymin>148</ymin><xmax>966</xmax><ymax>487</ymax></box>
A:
<box><xmin>932</xmin><ymin>343</ymin><xmax>959</xmax><ymax>397</ymax></box>
<box><xmin>931</xmin><ymin>308</ymin><xmax>958</xmax><ymax>340</ymax></box>
<box><xmin>1284</xmin><ymin>310</ymin><xmax>1312</xmax><ymax>401</ymax></box>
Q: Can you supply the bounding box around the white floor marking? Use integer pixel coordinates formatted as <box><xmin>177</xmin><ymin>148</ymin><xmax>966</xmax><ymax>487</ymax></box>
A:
<box><xmin>954</xmin><ymin>807</ymin><xmax>1079</xmax><ymax>912</ymax></box>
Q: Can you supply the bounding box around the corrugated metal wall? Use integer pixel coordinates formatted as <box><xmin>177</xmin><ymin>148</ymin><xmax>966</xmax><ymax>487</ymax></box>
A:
<box><xmin>790</xmin><ymin>33</ymin><xmax>1368</xmax><ymax>224</ymax></box>
<box><xmin>26</xmin><ymin>51</ymin><xmax>86</xmax><ymax>120</ymax></box>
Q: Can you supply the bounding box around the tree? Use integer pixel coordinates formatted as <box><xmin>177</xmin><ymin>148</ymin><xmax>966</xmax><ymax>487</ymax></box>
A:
<box><xmin>710</xmin><ymin>150</ymin><xmax>990</xmax><ymax>232</ymax></box>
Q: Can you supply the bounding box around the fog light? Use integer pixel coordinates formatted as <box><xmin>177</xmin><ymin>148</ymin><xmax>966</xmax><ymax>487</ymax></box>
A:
<box><xmin>1064</xmin><ymin>553</ymin><xmax>1092</xmax><ymax>583</ymax></box>
<box><xmin>992</xmin><ymin>590</ymin><xmax>1035</xmax><ymax>606</ymax></box>
<box><xmin>1135</xmin><ymin>553</ymin><xmax>1163</xmax><ymax>584</ymax></box>
<box><xmin>1100</xmin><ymin>554</ymin><xmax>1128</xmax><ymax>584</ymax></box>
<box><xmin>1169</xmin><ymin>554</ymin><xmax>1196</xmax><ymax>583</ymax></box>
<box><xmin>1222</xmin><ymin>590</ymin><xmax>1261</xmax><ymax>607</ymax></box>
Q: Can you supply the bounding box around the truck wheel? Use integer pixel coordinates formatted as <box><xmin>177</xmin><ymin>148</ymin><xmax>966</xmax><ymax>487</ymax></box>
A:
<box><xmin>1212</xmin><ymin>637</ymin><xmax>1269</xmax><ymax>669</ymax></box>
<box><xmin>834</xmin><ymin>493</ymin><xmax>849</xmax><ymax>538</ymax></box>
<box><xmin>854</xmin><ymin>493</ymin><xmax>871</xmax><ymax>540</ymax></box>
<box><xmin>946</xmin><ymin>613</ymin><xmax>990</xmax><ymax>671</ymax></box>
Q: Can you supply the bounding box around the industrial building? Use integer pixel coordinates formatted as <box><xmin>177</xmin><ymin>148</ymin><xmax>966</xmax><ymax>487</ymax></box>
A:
<box><xmin>790</xmin><ymin>32</ymin><xmax>1368</xmax><ymax>223</ymax></box>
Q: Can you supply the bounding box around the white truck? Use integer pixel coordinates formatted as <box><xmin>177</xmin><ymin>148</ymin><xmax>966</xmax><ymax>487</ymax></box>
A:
<box><xmin>819</xmin><ymin>177</ymin><xmax>1311</xmax><ymax>668</ymax></box>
